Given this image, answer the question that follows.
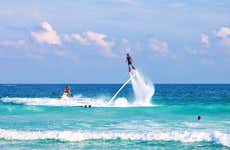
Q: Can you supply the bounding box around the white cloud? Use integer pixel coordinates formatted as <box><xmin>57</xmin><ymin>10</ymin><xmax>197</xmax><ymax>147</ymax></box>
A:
<box><xmin>201</xmin><ymin>34</ymin><xmax>209</xmax><ymax>46</ymax></box>
<box><xmin>149</xmin><ymin>38</ymin><xmax>168</xmax><ymax>55</ymax></box>
<box><xmin>71</xmin><ymin>33</ymin><xmax>89</xmax><ymax>45</ymax></box>
<box><xmin>31</xmin><ymin>21</ymin><xmax>61</xmax><ymax>45</ymax></box>
<box><xmin>70</xmin><ymin>31</ymin><xmax>115</xmax><ymax>57</ymax></box>
<box><xmin>216</xmin><ymin>27</ymin><xmax>230</xmax><ymax>38</ymax></box>
<box><xmin>84</xmin><ymin>31</ymin><xmax>115</xmax><ymax>56</ymax></box>
<box><xmin>215</xmin><ymin>27</ymin><xmax>230</xmax><ymax>52</ymax></box>
<box><xmin>62</xmin><ymin>34</ymin><xmax>72</xmax><ymax>42</ymax></box>
<box><xmin>0</xmin><ymin>40</ymin><xmax>26</xmax><ymax>48</ymax></box>
<box><xmin>87</xmin><ymin>31</ymin><xmax>115</xmax><ymax>57</ymax></box>
<box><xmin>121</xmin><ymin>38</ymin><xmax>129</xmax><ymax>45</ymax></box>
<box><xmin>149</xmin><ymin>38</ymin><xmax>175</xmax><ymax>58</ymax></box>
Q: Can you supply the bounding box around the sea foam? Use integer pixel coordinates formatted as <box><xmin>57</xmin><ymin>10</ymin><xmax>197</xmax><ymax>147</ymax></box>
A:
<box><xmin>0</xmin><ymin>129</ymin><xmax>229</xmax><ymax>147</ymax></box>
<box><xmin>0</xmin><ymin>97</ymin><xmax>109</xmax><ymax>107</ymax></box>
<box><xmin>0</xmin><ymin>96</ymin><xmax>155</xmax><ymax>107</ymax></box>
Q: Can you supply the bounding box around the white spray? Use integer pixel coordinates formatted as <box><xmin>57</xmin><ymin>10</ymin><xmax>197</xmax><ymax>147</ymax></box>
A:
<box><xmin>130</xmin><ymin>70</ymin><xmax>155</xmax><ymax>106</ymax></box>
<box><xmin>110</xmin><ymin>69</ymin><xmax>155</xmax><ymax>106</ymax></box>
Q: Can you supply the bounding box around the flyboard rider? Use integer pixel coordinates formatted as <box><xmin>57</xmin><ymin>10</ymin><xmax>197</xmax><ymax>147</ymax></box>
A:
<box><xmin>126</xmin><ymin>53</ymin><xmax>135</xmax><ymax>73</ymax></box>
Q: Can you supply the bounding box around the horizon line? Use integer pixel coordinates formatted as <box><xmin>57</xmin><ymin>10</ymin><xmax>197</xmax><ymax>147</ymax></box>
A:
<box><xmin>1</xmin><ymin>83</ymin><xmax>230</xmax><ymax>85</ymax></box>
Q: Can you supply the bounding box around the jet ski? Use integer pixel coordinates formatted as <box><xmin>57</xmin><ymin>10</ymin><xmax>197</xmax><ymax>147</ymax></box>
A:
<box><xmin>61</xmin><ymin>92</ymin><xmax>73</xmax><ymax>99</ymax></box>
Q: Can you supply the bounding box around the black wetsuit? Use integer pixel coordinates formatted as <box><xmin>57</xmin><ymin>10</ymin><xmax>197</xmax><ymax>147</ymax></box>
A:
<box><xmin>127</xmin><ymin>56</ymin><xmax>132</xmax><ymax>65</ymax></box>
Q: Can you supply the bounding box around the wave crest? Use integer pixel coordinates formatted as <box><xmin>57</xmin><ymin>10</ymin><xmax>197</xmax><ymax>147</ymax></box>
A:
<box><xmin>0</xmin><ymin>129</ymin><xmax>229</xmax><ymax>147</ymax></box>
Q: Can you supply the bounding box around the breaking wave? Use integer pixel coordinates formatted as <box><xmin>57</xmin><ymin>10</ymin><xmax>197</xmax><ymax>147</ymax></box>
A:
<box><xmin>0</xmin><ymin>129</ymin><xmax>229</xmax><ymax>147</ymax></box>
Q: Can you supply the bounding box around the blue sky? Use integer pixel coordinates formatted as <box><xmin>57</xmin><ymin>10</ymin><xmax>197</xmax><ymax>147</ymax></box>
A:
<box><xmin>0</xmin><ymin>0</ymin><xmax>230</xmax><ymax>83</ymax></box>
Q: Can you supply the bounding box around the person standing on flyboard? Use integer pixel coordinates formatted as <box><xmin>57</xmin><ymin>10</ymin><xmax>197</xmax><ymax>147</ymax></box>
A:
<box><xmin>126</xmin><ymin>53</ymin><xmax>135</xmax><ymax>72</ymax></box>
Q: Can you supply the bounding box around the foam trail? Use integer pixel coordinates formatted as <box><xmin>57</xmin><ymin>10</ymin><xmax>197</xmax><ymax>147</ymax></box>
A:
<box><xmin>0</xmin><ymin>97</ymin><xmax>107</xmax><ymax>107</ymax></box>
<box><xmin>0</xmin><ymin>97</ymin><xmax>133</xmax><ymax>107</ymax></box>
<box><xmin>130</xmin><ymin>70</ymin><xmax>155</xmax><ymax>105</ymax></box>
<box><xmin>109</xmin><ymin>77</ymin><xmax>131</xmax><ymax>104</ymax></box>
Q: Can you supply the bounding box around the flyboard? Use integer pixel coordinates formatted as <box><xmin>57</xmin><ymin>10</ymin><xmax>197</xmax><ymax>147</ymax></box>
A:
<box><xmin>60</xmin><ymin>92</ymin><xmax>73</xmax><ymax>99</ymax></box>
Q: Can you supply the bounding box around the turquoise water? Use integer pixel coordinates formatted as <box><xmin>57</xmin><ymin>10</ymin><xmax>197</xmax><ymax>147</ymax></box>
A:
<box><xmin>0</xmin><ymin>84</ymin><xmax>230</xmax><ymax>149</ymax></box>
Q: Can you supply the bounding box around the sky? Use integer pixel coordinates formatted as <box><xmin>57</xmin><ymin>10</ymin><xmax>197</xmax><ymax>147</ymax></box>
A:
<box><xmin>0</xmin><ymin>0</ymin><xmax>230</xmax><ymax>83</ymax></box>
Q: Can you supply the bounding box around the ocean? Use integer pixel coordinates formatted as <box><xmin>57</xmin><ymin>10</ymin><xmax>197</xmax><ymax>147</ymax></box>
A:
<box><xmin>0</xmin><ymin>83</ymin><xmax>230</xmax><ymax>149</ymax></box>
